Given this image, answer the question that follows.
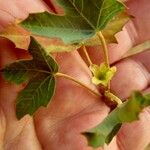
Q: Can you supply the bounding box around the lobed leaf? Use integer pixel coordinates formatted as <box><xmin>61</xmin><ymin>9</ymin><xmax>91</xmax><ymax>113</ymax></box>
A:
<box><xmin>1</xmin><ymin>37</ymin><xmax>58</xmax><ymax>119</ymax></box>
<box><xmin>83</xmin><ymin>91</ymin><xmax>150</xmax><ymax>148</ymax></box>
<box><xmin>20</xmin><ymin>0</ymin><xmax>125</xmax><ymax>44</ymax></box>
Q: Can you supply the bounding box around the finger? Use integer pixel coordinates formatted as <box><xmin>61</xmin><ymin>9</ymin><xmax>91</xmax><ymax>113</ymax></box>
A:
<box><xmin>113</xmin><ymin>47</ymin><xmax>150</xmax><ymax>150</ymax></box>
<box><xmin>131</xmin><ymin>49</ymin><xmax>150</xmax><ymax>71</ymax></box>
<box><xmin>111</xmin><ymin>50</ymin><xmax>150</xmax><ymax>99</ymax></box>
<box><xmin>116</xmin><ymin>77</ymin><xmax>150</xmax><ymax>150</ymax></box>
<box><xmin>126</xmin><ymin>0</ymin><xmax>150</xmax><ymax>43</ymax></box>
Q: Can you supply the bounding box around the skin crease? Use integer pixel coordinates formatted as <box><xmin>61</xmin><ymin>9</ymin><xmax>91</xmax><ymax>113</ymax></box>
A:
<box><xmin>0</xmin><ymin>0</ymin><xmax>150</xmax><ymax>150</ymax></box>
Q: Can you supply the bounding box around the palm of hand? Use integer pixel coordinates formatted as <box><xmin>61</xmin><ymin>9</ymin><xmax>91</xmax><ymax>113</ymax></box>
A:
<box><xmin>0</xmin><ymin>0</ymin><xmax>150</xmax><ymax>150</ymax></box>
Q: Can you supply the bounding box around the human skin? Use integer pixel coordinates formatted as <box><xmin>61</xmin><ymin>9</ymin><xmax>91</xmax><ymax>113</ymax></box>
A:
<box><xmin>0</xmin><ymin>0</ymin><xmax>150</xmax><ymax>150</ymax></box>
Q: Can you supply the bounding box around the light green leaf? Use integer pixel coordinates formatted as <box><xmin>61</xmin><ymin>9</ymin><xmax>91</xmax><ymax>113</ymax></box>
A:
<box><xmin>1</xmin><ymin>37</ymin><xmax>58</xmax><ymax>119</ymax></box>
<box><xmin>90</xmin><ymin>63</ymin><xmax>116</xmax><ymax>86</ymax></box>
<box><xmin>85</xmin><ymin>12</ymin><xmax>130</xmax><ymax>46</ymax></box>
<box><xmin>83</xmin><ymin>91</ymin><xmax>150</xmax><ymax>148</ymax></box>
<box><xmin>21</xmin><ymin>0</ymin><xmax>125</xmax><ymax>44</ymax></box>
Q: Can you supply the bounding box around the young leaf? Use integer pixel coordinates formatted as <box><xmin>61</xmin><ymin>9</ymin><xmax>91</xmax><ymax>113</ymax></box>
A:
<box><xmin>0</xmin><ymin>25</ymin><xmax>79</xmax><ymax>52</ymax></box>
<box><xmin>83</xmin><ymin>91</ymin><xmax>150</xmax><ymax>148</ymax></box>
<box><xmin>1</xmin><ymin>37</ymin><xmax>58</xmax><ymax>119</ymax></box>
<box><xmin>90</xmin><ymin>63</ymin><xmax>116</xmax><ymax>86</ymax></box>
<box><xmin>20</xmin><ymin>0</ymin><xmax>125</xmax><ymax>44</ymax></box>
<box><xmin>85</xmin><ymin>12</ymin><xmax>130</xmax><ymax>46</ymax></box>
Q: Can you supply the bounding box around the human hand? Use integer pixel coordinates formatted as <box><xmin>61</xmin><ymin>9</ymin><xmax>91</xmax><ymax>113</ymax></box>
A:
<box><xmin>0</xmin><ymin>0</ymin><xmax>150</xmax><ymax>150</ymax></box>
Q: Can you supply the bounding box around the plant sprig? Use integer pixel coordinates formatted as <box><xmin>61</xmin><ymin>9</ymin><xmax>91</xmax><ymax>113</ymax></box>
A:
<box><xmin>0</xmin><ymin>0</ymin><xmax>150</xmax><ymax>148</ymax></box>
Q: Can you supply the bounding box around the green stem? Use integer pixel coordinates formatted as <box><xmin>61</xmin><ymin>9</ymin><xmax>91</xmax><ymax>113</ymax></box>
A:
<box><xmin>55</xmin><ymin>72</ymin><xmax>101</xmax><ymax>97</ymax></box>
<box><xmin>97</xmin><ymin>31</ymin><xmax>110</xmax><ymax>90</ymax></box>
<box><xmin>97</xmin><ymin>32</ymin><xmax>110</xmax><ymax>68</ymax></box>
<box><xmin>105</xmin><ymin>91</ymin><xmax>123</xmax><ymax>105</ymax></box>
<box><xmin>82</xmin><ymin>45</ymin><xmax>93</xmax><ymax>66</ymax></box>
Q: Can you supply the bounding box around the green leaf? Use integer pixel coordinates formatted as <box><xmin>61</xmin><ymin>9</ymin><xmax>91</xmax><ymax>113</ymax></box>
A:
<box><xmin>2</xmin><ymin>61</ymin><xmax>38</xmax><ymax>84</ymax></box>
<box><xmin>20</xmin><ymin>0</ymin><xmax>125</xmax><ymax>44</ymax></box>
<box><xmin>1</xmin><ymin>37</ymin><xmax>58</xmax><ymax>119</ymax></box>
<box><xmin>0</xmin><ymin>25</ymin><xmax>79</xmax><ymax>53</ymax></box>
<box><xmin>85</xmin><ymin>12</ymin><xmax>130</xmax><ymax>46</ymax></box>
<box><xmin>83</xmin><ymin>91</ymin><xmax>150</xmax><ymax>148</ymax></box>
<box><xmin>90</xmin><ymin>63</ymin><xmax>116</xmax><ymax>86</ymax></box>
<box><xmin>16</xmin><ymin>73</ymin><xmax>55</xmax><ymax>119</ymax></box>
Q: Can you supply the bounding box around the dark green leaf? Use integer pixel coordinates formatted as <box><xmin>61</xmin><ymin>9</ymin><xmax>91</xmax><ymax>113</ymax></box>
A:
<box><xmin>2</xmin><ymin>37</ymin><xmax>58</xmax><ymax>119</ymax></box>
<box><xmin>105</xmin><ymin>123</ymin><xmax>122</xmax><ymax>144</ymax></box>
<box><xmin>16</xmin><ymin>73</ymin><xmax>55</xmax><ymax>119</ymax></box>
<box><xmin>2</xmin><ymin>61</ymin><xmax>35</xmax><ymax>84</ymax></box>
<box><xmin>83</xmin><ymin>91</ymin><xmax>150</xmax><ymax>148</ymax></box>
<box><xmin>21</xmin><ymin>0</ymin><xmax>125</xmax><ymax>44</ymax></box>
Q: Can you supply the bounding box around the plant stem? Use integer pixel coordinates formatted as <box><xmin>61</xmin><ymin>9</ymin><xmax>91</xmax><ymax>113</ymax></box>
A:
<box><xmin>82</xmin><ymin>45</ymin><xmax>93</xmax><ymax>66</ymax></box>
<box><xmin>97</xmin><ymin>31</ymin><xmax>110</xmax><ymax>90</ymax></box>
<box><xmin>97</xmin><ymin>32</ymin><xmax>110</xmax><ymax>68</ymax></box>
<box><xmin>55</xmin><ymin>72</ymin><xmax>101</xmax><ymax>97</ymax></box>
<box><xmin>105</xmin><ymin>91</ymin><xmax>123</xmax><ymax>105</ymax></box>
